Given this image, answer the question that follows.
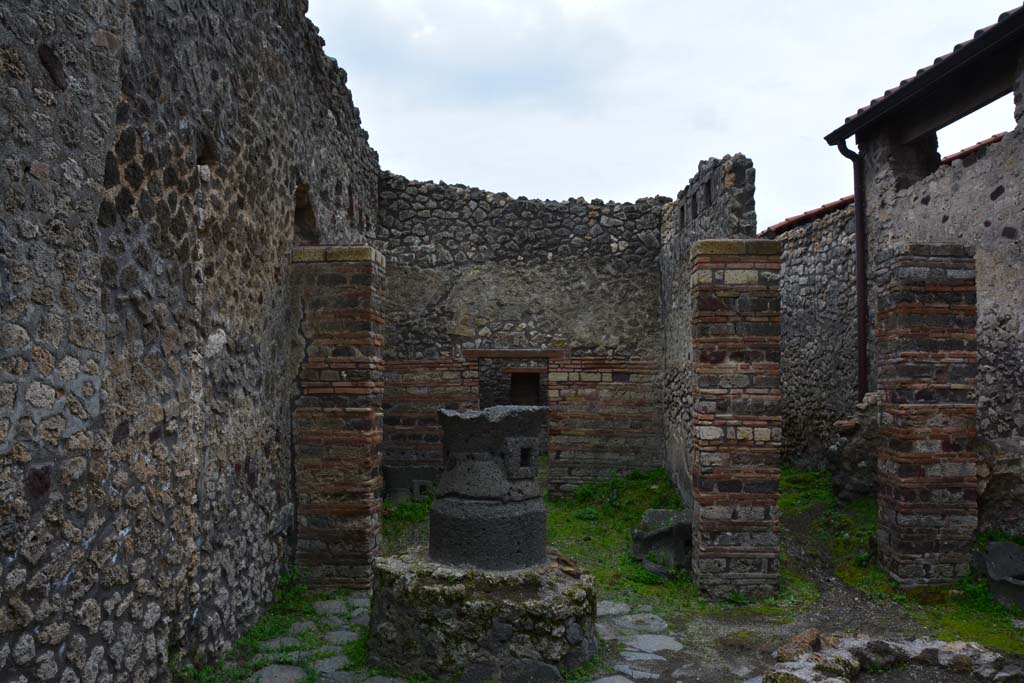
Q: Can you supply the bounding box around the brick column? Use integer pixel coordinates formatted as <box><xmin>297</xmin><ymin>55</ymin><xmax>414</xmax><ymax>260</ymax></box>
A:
<box><xmin>876</xmin><ymin>244</ymin><xmax>978</xmax><ymax>586</ymax></box>
<box><xmin>292</xmin><ymin>245</ymin><xmax>385</xmax><ymax>589</ymax></box>
<box><xmin>689</xmin><ymin>240</ymin><xmax>782</xmax><ymax>598</ymax></box>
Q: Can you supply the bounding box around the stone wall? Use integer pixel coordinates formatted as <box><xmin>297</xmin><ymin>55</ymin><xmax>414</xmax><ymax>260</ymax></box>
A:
<box><xmin>0</xmin><ymin>0</ymin><xmax>380</xmax><ymax>679</ymax></box>
<box><xmin>660</xmin><ymin>156</ymin><xmax>757</xmax><ymax>506</ymax></box>
<box><xmin>861</xmin><ymin>122</ymin><xmax>1024</xmax><ymax>534</ymax></box>
<box><xmin>688</xmin><ymin>240</ymin><xmax>782</xmax><ymax>598</ymax></box>
<box><xmin>770</xmin><ymin>206</ymin><xmax>858</xmax><ymax>467</ymax></box>
<box><xmin>375</xmin><ymin>174</ymin><xmax>668</xmax><ymax>489</ymax></box>
<box><xmin>375</xmin><ymin>172</ymin><xmax>667</xmax><ymax>360</ymax></box>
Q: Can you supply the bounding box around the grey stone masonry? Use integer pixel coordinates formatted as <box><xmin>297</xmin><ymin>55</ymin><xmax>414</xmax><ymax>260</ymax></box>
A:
<box><xmin>772</xmin><ymin>206</ymin><xmax>858</xmax><ymax>469</ymax></box>
<box><xmin>0</xmin><ymin>1</ymin><xmax>380</xmax><ymax>680</ymax></box>
<box><xmin>660</xmin><ymin>155</ymin><xmax>757</xmax><ymax>509</ymax></box>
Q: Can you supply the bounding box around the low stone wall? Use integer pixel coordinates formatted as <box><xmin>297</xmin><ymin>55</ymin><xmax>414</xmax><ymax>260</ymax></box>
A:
<box><xmin>291</xmin><ymin>246</ymin><xmax>385</xmax><ymax>589</ymax></box>
<box><xmin>368</xmin><ymin>550</ymin><xmax>597</xmax><ymax>682</ymax></box>
<box><xmin>688</xmin><ymin>239</ymin><xmax>782</xmax><ymax>598</ymax></box>
<box><xmin>875</xmin><ymin>244</ymin><xmax>978</xmax><ymax>586</ymax></box>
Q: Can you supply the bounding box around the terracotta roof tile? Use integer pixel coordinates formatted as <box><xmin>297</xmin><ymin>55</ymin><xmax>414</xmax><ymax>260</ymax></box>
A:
<box><xmin>826</xmin><ymin>4</ymin><xmax>1024</xmax><ymax>144</ymax></box>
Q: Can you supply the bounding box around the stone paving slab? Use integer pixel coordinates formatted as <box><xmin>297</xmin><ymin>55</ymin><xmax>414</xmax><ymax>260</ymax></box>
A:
<box><xmin>596</xmin><ymin>601</ymin><xmax>631</xmax><ymax>617</ymax></box>
<box><xmin>313</xmin><ymin>600</ymin><xmax>349</xmax><ymax>616</ymax></box>
<box><xmin>591</xmin><ymin>676</ymin><xmax>634</xmax><ymax>683</ymax></box>
<box><xmin>261</xmin><ymin>636</ymin><xmax>300</xmax><ymax>650</ymax></box>
<box><xmin>290</xmin><ymin>620</ymin><xmax>317</xmax><ymax>635</ymax></box>
<box><xmin>613</xmin><ymin>663</ymin><xmax>659</xmax><ymax>680</ymax></box>
<box><xmin>324</xmin><ymin>629</ymin><xmax>359</xmax><ymax>645</ymax></box>
<box><xmin>313</xmin><ymin>654</ymin><xmax>349</xmax><ymax>673</ymax></box>
<box><xmin>623</xmin><ymin>634</ymin><xmax>683</xmax><ymax>654</ymax></box>
<box><xmin>619</xmin><ymin>651</ymin><xmax>666</xmax><ymax>665</ymax></box>
<box><xmin>611</xmin><ymin>613</ymin><xmax>668</xmax><ymax>633</ymax></box>
<box><xmin>596</xmin><ymin>622</ymin><xmax>628</xmax><ymax>641</ymax></box>
<box><xmin>320</xmin><ymin>673</ymin><xmax>362</xmax><ymax>683</ymax></box>
<box><xmin>251</xmin><ymin>664</ymin><xmax>306</xmax><ymax>682</ymax></box>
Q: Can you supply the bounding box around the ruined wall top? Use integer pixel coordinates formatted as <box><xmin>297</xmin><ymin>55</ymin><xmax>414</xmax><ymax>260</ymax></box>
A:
<box><xmin>375</xmin><ymin>172</ymin><xmax>670</xmax><ymax>270</ymax></box>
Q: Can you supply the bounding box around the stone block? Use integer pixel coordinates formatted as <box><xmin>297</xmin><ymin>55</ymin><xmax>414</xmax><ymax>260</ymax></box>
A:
<box><xmin>630</xmin><ymin>509</ymin><xmax>692</xmax><ymax>575</ymax></box>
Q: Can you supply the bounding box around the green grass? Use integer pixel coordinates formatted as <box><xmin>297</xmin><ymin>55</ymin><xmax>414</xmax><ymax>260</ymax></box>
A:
<box><xmin>778</xmin><ymin>465</ymin><xmax>1024</xmax><ymax>654</ymax></box>
<box><xmin>546</xmin><ymin>469</ymin><xmax>698</xmax><ymax>611</ymax></box>
<box><xmin>382</xmin><ymin>495</ymin><xmax>432</xmax><ymax>553</ymax></box>
<box><xmin>913</xmin><ymin>577</ymin><xmax>1024</xmax><ymax>653</ymax></box>
<box><xmin>778</xmin><ymin>467</ymin><xmax>834</xmax><ymax>514</ymax></box>
<box><xmin>546</xmin><ymin>468</ymin><xmax>818</xmax><ymax>617</ymax></box>
<box><xmin>977</xmin><ymin>529</ymin><xmax>1024</xmax><ymax>549</ymax></box>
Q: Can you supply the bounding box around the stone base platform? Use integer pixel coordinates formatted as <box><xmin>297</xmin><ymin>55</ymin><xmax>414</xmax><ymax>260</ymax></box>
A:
<box><xmin>367</xmin><ymin>548</ymin><xmax>597</xmax><ymax>683</ymax></box>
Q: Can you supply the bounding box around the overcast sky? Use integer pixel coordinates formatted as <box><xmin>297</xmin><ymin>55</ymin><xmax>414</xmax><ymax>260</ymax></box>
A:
<box><xmin>307</xmin><ymin>0</ymin><xmax>1019</xmax><ymax>228</ymax></box>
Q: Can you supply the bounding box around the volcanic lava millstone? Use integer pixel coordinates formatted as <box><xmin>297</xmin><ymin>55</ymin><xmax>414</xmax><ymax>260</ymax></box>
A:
<box><xmin>429</xmin><ymin>405</ymin><xmax>548</xmax><ymax>570</ymax></box>
<box><xmin>367</xmin><ymin>406</ymin><xmax>598</xmax><ymax>682</ymax></box>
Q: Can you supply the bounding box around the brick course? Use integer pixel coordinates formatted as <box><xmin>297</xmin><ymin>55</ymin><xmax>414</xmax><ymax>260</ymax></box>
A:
<box><xmin>381</xmin><ymin>358</ymin><xmax>480</xmax><ymax>467</ymax></box>
<box><xmin>875</xmin><ymin>244</ymin><xmax>978</xmax><ymax>586</ymax></box>
<box><xmin>689</xmin><ymin>239</ymin><xmax>782</xmax><ymax>598</ymax></box>
<box><xmin>292</xmin><ymin>246</ymin><xmax>386</xmax><ymax>589</ymax></box>
<box><xmin>546</xmin><ymin>357</ymin><xmax>663</xmax><ymax>493</ymax></box>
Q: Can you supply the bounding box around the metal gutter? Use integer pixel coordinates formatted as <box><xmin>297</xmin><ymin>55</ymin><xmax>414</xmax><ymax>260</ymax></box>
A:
<box><xmin>836</xmin><ymin>140</ymin><xmax>869</xmax><ymax>400</ymax></box>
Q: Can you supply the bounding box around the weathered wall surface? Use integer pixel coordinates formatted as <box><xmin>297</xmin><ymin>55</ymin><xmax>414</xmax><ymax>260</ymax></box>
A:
<box><xmin>375</xmin><ymin>172</ymin><xmax>666</xmax><ymax>359</ymax></box>
<box><xmin>660</xmin><ymin>156</ymin><xmax>757</xmax><ymax>506</ymax></box>
<box><xmin>861</xmin><ymin>124</ymin><xmax>1024</xmax><ymax>534</ymax></box>
<box><xmin>770</xmin><ymin>207</ymin><xmax>858</xmax><ymax>468</ymax></box>
<box><xmin>0</xmin><ymin>0</ymin><xmax>379</xmax><ymax>680</ymax></box>
<box><xmin>375</xmin><ymin>174</ymin><xmax>668</xmax><ymax>488</ymax></box>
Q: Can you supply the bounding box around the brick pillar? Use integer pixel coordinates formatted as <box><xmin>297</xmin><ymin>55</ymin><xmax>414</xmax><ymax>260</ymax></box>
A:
<box><xmin>292</xmin><ymin>245</ymin><xmax>385</xmax><ymax>589</ymax></box>
<box><xmin>876</xmin><ymin>244</ymin><xmax>978</xmax><ymax>586</ymax></box>
<box><xmin>689</xmin><ymin>240</ymin><xmax>782</xmax><ymax>598</ymax></box>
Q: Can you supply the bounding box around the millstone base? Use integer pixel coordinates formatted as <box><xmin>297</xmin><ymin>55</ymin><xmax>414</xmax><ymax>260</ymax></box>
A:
<box><xmin>367</xmin><ymin>548</ymin><xmax>597</xmax><ymax>683</ymax></box>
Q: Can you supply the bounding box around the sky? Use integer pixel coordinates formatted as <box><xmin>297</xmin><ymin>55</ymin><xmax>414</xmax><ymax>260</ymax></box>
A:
<box><xmin>307</xmin><ymin>0</ymin><xmax>1019</xmax><ymax>228</ymax></box>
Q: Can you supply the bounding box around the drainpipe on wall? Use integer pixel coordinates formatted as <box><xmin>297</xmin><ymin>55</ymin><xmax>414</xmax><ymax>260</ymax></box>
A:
<box><xmin>837</xmin><ymin>139</ymin><xmax>869</xmax><ymax>400</ymax></box>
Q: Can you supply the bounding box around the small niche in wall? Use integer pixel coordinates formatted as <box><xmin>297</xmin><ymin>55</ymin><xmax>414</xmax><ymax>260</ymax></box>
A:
<box><xmin>510</xmin><ymin>372</ymin><xmax>541</xmax><ymax>406</ymax></box>
<box><xmin>690</xmin><ymin>193</ymin><xmax>699</xmax><ymax>221</ymax></box>
<box><xmin>293</xmin><ymin>183</ymin><xmax>319</xmax><ymax>244</ymax></box>
<box><xmin>520</xmin><ymin>447</ymin><xmax>534</xmax><ymax>468</ymax></box>
<box><xmin>196</xmin><ymin>131</ymin><xmax>219</xmax><ymax>166</ymax></box>
<box><xmin>37</xmin><ymin>43</ymin><xmax>67</xmax><ymax>90</ymax></box>
<box><xmin>703</xmin><ymin>180</ymin><xmax>712</xmax><ymax>206</ymax></box>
